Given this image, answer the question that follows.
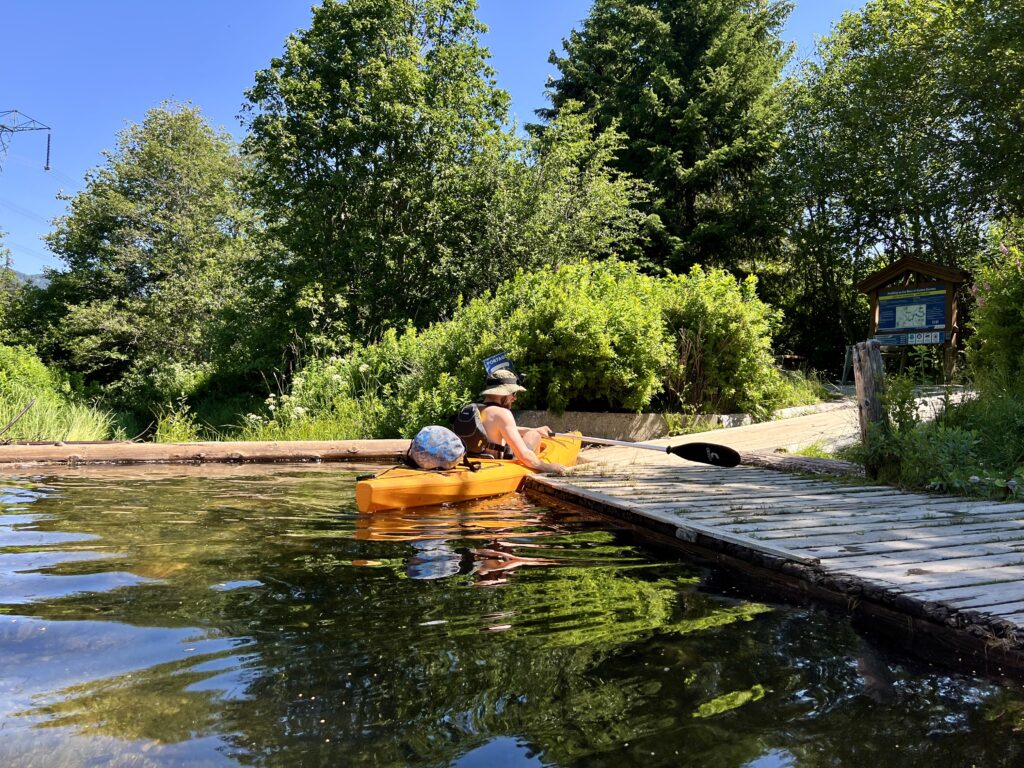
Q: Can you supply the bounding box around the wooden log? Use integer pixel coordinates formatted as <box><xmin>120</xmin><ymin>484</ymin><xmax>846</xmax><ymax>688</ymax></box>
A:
<box><xmin>738</xmin><ymin>450</ymin><xmax>864</xmax><ymax>478</ymax></box>
<box><xmin>853</xmin><ymin>339</ymin><xmax>885</xmax><ymax>443</ymax></box>
<box><xmin>853</xmin><ymin>339</ymin><xmax>885</xmax><ymax>478</ymax></box>
<box><xmin>0</xmin><ymin>439</ymin><xmax>410</xmax><ymax>466</ymax></box>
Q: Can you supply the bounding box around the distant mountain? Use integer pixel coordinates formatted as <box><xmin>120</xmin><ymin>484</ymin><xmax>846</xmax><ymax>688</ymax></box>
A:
<box><xmin>11</xmin><ymin>270</ymin><xmax>48</xmax><ymax>289</ymax></box>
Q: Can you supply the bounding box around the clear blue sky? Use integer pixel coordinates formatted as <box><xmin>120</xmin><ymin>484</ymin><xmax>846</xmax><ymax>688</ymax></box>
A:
<box><xmin>1</xmin><ymin>0</ymin><xmax>860</xmax><ymax>275</ymax></box>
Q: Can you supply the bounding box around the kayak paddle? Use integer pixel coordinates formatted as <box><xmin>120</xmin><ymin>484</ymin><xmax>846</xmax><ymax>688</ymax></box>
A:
<box><xmin>554</xmin><ymin>433</ymin><xmax>741</xmax><ymax>468</ymax></box>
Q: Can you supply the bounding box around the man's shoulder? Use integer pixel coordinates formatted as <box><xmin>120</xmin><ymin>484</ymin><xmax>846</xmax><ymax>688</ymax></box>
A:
<box><xmin>480</xmin><ymin>403</ymin><xmax>515</xmax><ymax>422</ymax></box>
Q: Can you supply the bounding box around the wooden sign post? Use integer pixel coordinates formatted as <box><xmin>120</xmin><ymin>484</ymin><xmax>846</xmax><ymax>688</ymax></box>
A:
<box><xmin>853</xmin><ymin>340</ymin><xmax>885</xmax><ymax>443</ymax></box>
<box><xmin>853</xmin><ymin>339</ymin><xmax>885</xmax><ymax>478</ymax></box>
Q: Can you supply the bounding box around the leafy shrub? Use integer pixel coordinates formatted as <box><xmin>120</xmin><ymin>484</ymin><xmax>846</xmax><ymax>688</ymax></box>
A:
<box><xmin>0</xmin><ymin>343</ymin><xmax>65</xmax><ymax>396</ymax></box>
<box><xmin>852</xmin><ymin>374</ymin><xmax>1024</xmax><ymax>497</ymax></box>
<box><xmin>968</xmin><ymin>218</ymin><xmax>1024</xmax><ymax>389</ymax></box>
<box><xmin>153</xmin><ymin>398</ymin><xmax>205</xmax><ymax>443</ymax></box>
<box><xmin>240</xmin><ymin>260</ymin><xmax>793</xmax><ymax>439</ymax></box>
<box><xmin>660</xmin><ymin>267</ymin><xmax>785</xmax><ymax>418</ymax></box>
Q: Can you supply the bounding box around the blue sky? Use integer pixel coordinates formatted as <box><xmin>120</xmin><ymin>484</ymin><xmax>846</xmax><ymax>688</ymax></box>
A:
<box><xmin>1</xmin><ymin>0</ymin><xmax>860</xmax><ymax>274</ymax></box>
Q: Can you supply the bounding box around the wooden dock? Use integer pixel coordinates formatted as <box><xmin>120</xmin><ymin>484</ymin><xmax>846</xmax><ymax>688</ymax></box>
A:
<box><xmin>526</xmin><ymin>453</ymin><xmax>1024</xmax><ymax>679</ymax></box>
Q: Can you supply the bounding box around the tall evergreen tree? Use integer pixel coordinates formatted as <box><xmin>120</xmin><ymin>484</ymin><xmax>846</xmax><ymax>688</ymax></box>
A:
<box><xmin>539</xmin><ymin>0</ymin><xmax>793</xmax><ymax>273</ymax></box>
<box><xmin>0</xmin><ymin>231</ymin><xmax>17</xmax><ymax>342</ymax></box>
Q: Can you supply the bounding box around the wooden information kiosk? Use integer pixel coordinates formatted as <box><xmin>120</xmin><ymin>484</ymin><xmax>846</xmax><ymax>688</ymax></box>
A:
<box><xmin>856</xmin><ymin>256</ymin><xmax>970</xmax><ymax>381</ymax></box>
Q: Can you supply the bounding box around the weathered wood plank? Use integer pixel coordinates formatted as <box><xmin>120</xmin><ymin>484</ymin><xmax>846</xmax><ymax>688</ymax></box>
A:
<box><xmin>748</xmin><ymin>515</ymin><xmax>1024</xmax><ymax>541</ymax></box>
<box><xmin>641</xmin><ymin>513</ymin><xmax>1024</xmax><ymax>545</ymax></box>
<box><xmin>858</xmin><ymin>565</ymin><xmax>1024</xmax><ymax>592</ymax></box>
<box><xmin>533</xmin><ymin>477</ymin><xmax>819</xmax><ymax>565</ymax></box>
<box><xmin>821</xmin><ymin>551</ymin><xmax>1024</xmax><ymax>578</ymax></box>
<box><xmin>903</xmin><ymin>581</ymin><xmax>1024</xmax><ymax>604</ymax></box>
<box><xmin>542</xmin><ymin>459</ymin><xmax>1024</xmax><ymax>679</ymax></box>
<box><xmin>819</xmin><ymin>542</ymin><xmax>1024</xmax><ymax>568</ymax></box>
<box><xmin>812</xmin><ymin>536</ymin><xmax>1024</xmax><ymax>558</ymax></box>
<box><xmin>971</xmin><ymin>600</ymin><xmax>1024</xmax><ymax>616</ymax></box>
<box><xmin>774</xmin><ymin>521</ymin><xmax>1024</xmax><ymax>549</ymax></box>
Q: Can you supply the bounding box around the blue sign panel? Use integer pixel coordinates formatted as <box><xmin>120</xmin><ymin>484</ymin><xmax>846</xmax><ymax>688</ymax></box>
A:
<box><xmin>877</xmin><ymin>287</ymin><xmax>947</xmax><ymax>331</ymax></box>
<box><xmin>873</xmin><ymin>331</ymin><xmax>946</xmax><ymax>347</ymax></box>
<box><xmin>482</xmin><ymin>352</ymin><xmax>511</xmax><ymax>375</ymax></box>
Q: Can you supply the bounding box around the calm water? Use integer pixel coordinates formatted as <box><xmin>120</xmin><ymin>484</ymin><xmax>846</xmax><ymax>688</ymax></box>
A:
<box><xmin>1</xmin><ymin>466</ymin><xmax>1023</xmax><ymax>768</ymax></box>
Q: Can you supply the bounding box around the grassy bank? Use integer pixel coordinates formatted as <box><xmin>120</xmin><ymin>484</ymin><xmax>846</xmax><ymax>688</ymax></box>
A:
<box><xmin>834</xmin><ymin>378</ymin><xmax>1022</xmax><ymax>498</ymax></box>
<box><xmin>0</xmin><ymin>345</ymin><xmax>114</xmax><ymax>442</ymax></box>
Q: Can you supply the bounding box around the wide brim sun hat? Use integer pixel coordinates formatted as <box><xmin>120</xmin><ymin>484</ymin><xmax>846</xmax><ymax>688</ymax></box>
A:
<box><xmin>479</xmin><ymin>369</ymin><xmax>526</xmax><ymax>397</ymax></box>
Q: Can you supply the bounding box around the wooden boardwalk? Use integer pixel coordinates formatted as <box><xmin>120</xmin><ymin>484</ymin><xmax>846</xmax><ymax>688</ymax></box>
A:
<box><xmin>526</xmin><ymin>453</ymin><xmax>1024</xmax><ymax>677</ymax></box>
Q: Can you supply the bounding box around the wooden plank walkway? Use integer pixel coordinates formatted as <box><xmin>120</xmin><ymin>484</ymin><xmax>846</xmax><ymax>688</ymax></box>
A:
<box><xmin>525</xmin><ymin>454</ymin><xmax>1024</xmax><ymax>677</ymax></box>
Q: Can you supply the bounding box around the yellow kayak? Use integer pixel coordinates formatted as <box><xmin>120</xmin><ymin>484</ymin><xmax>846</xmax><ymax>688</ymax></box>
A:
<box><xmin>355</xmin><ymin>434</ymin><xmax>581</xmax><ymax>513</ymax></box>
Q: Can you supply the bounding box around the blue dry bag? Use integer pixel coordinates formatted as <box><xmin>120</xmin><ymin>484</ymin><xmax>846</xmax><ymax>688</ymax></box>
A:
<box><xmin>408</xmin><ymin>425</ymin><xmax>467</xmax><ymax>470</ymax></box>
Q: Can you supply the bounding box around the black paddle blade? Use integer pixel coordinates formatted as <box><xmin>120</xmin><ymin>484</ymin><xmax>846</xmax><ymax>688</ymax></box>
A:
<box><xmin>667</xmin><ymin>442</ymin><xmax>741</xmax><ymax>467</ymax></box>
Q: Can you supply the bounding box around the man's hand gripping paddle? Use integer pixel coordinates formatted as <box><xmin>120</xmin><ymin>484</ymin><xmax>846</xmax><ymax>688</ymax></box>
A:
<box><xmin>554</xmin><ymin>433</ymin><xmax>741</xmax><ymax>468</ymax></box>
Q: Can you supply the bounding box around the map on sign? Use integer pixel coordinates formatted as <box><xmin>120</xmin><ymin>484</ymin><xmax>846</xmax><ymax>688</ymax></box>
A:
<box><xmin>878</xmin><ymin>288</ymin><xmax>946</xmax><ymax>331</ymax></box>
<box><xmin>895</xmin><ymin>304</ymin><xmax>927</xmax><ymax>329</ymax></box>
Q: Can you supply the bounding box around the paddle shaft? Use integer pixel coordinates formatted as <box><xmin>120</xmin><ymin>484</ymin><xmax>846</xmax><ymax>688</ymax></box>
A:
<box><xmin>553</xmin><ymin>432</ymin><xmax>741</xmax><ymax>467</ymax></box>
<box><xmin>554</xmin><ymin>432</ymin><xmax>669</xmax><ymax>452</ymax></box>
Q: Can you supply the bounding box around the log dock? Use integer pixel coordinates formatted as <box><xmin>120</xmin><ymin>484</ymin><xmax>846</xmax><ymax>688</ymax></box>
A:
<box><xmin>525</xmin><ymin>446</ymin><xmax>1024</xmax><ymax>680</ymax></box>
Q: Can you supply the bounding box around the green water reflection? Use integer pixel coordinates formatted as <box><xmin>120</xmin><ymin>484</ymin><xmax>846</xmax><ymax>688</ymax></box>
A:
<box><xmin>0</xmin><ymin>466</ymin><xmax>1022</xmax><ymax>767</ymax></box>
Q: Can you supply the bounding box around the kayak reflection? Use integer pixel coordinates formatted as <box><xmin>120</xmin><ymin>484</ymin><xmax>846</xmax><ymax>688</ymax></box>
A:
<box><xmin>353</xmin><ymin>495</ymin><xmax>586</xmax><ymax>584</ymax></box>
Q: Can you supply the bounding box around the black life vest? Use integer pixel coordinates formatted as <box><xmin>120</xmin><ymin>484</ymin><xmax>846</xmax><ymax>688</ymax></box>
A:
<box><xmin>452</xmin><ymin>402</ymin><xmax>513</xmax><ymax>459</ymax></box>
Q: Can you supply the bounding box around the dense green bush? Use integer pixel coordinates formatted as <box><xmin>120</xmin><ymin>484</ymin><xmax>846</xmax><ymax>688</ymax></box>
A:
<box><xmin>239</xmin><ymin>260</ymin><xmax>791</xmax><ymax>439</ymax></box>
<box><xmin>0</xmin><ymin>344</ymin><xmax>113</xmax><ymax>441</ymax></box>
<box><xmin>660</xmin><ymin>267</ymin><xmax>785</xmax><ymax>418</ymax></box>
<box><xmin>968</xmin><ymin>218</ymin><xmax>1024</xmax><ymax>389</ymax></box>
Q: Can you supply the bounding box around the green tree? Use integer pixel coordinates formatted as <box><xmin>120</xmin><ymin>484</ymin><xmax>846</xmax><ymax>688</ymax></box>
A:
<box><xmin>539</xmin><ymin>0</ymin><xmax>793</xmax><ymax>273</ymax></box>
<box><xmin>243</xmin><ymin>0</ymin><xmax>514</xmax><ymax>341</ymax></box>
<box><xmin>31</xmin><ymin>103</ymin><xmax>257</xmax><ymax>407</ymax></box>
<box><xmin>967</xmin><ymin>217</ymin><xmax>1024</xmax><ymax>387</ymax></box>
<box><xmin>945</xmin><ymin>0</ymin><xmax>1024</xmax><ymax>215</ymax></box>
<box><xmin>764</xmin><ymin>0</ymin><xmax>1009</xmax><ymax>371</ymax></box>
<box><xmin>480</xmin><ymin>102</ymin><xmax>649</xmax><ymax>278</ymax></box>
<box><xmin>792</xmin><ymin>1</ymin><xmax>987</xmax><ymax>267</ymax></box>
<box><xmin>0</xmin><ymin>230</ymin><xmax>17</xmax><ymax>341</ymax></box>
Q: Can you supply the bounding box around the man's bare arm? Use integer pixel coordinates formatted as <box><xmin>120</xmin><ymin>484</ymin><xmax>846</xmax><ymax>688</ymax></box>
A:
<box><xmin>497</xmin><ymin>414</ymin><xmax>565</xmax><ymax>474</ymax></box>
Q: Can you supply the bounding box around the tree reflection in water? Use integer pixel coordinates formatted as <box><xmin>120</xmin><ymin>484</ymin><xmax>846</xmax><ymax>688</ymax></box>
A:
<box><xmin>0</xmin><ymin>466</ymin><xmax>1021</xmax><ymax>768</ymax></box>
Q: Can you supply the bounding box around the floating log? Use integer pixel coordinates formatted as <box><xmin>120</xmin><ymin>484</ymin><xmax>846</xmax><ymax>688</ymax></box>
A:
<box><xmin>0</xmin><ymin>439</ymin><xmax>410</xmax><ymax>467</ymax></box>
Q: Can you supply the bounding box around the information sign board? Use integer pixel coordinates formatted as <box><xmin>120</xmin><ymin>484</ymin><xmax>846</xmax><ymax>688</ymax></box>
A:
<box><xmin>877</xmin><ymin>287</ymin><xmax>947</xmax><ymax>331</ymax></box>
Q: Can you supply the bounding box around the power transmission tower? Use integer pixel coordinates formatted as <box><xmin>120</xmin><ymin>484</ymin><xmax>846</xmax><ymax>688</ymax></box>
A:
<box><xmin>0</xmin><ymin>110</ymin><xmax>51</xmax><ymax>172</ymax></box>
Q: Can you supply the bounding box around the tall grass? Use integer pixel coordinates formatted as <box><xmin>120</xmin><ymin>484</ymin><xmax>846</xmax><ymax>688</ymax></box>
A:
<box><xmin>773</xmin><ymin>370</ymin><xmax>831</xmax><ymax>409</ymax></box>
<box><xmin>0</xmin><ymin>344</ymin><xmax>114</xmax><ymax>442</ymax></box>
<box><xmin>0</xmin><ymin>390</ymin><xmax>114</xmax><ymax>442</ymax></box>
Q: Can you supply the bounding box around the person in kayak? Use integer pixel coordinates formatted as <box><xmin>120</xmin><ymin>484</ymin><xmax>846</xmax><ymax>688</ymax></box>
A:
<box><xmin>454</xmin><ymin>369</ymin><xmax>567</xmax><ymax>475</ymax></box>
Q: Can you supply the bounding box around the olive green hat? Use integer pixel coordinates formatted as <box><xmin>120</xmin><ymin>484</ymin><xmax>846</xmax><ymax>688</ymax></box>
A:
<box><xmin>479</xmin><ymin>369</ymin><xmax>526</xmax><ymax>397</ymax></box>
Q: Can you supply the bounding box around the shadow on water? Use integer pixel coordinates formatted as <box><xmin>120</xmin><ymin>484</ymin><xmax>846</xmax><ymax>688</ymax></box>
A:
<box><xmin>0</xmin><ymin>465</ymin><xmax>1023</xmax><ymax>767</ymax></box>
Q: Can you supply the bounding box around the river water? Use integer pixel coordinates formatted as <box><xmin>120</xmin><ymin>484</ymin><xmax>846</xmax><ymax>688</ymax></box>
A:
<box><xmin>1</xmin><ymin>465</ymin><xmax>1022</xmax><ymax>767</ymax></box>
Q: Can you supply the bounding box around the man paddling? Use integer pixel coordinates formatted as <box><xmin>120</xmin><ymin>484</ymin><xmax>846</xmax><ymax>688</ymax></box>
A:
<box><xmin>454</xmin><ymin>369</ymin><xmax>567</xmax><ymax>475</ymax></box>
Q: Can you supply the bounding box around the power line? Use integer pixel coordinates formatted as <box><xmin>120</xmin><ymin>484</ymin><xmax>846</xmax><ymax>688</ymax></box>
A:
<box><xmin>0</xmin><ymin>110</ymin><xmax>51</xmax><ymax>172</ymax></box>
<box><xmin>0</xmin><ymin>195</ymin><xmax>51</xmax><ymax>225</ymax></box>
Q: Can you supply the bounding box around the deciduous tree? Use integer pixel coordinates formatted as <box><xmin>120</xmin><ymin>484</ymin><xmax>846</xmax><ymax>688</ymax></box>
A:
<box><xmin>31</xmin><ymin>103</ymin><xmax>257</xmax><ymax>405</ymax></box>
